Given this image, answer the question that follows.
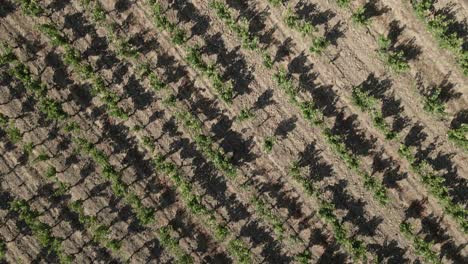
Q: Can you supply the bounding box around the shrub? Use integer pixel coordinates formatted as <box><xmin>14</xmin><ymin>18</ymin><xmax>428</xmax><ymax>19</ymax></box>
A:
<box><xmin>237</xmin><ymin>108</ymin><xmax>255</xmax><ymax>121</ymax></box>
<box><xmin>352</xmin><ymin>7</ymin><xmax>371</xmax><ymax>25</ymax></box>
<box><xmin>336</xmin><ymin>0</ymin><xmax>350</xmax><ymax>8</ymax></box>
<box><xmin>39</xmin><ymin>98</ymin><xmax>67</xmax><ymax>120</ymax></box>
<box><xmin>309</xmin><ymin>37</ymin><xmax>330</xmax><ymax>54</ymax></box>
<box><xmin>262</xmin><ymin>51</ymin><xmax>274</xmax><ymax>69</ymax></box>
<box><xmin>422</xmin><ymin>86</ymin><xmax>445</xmax><ymax>115</ymax></box>
<box><xmin>267</xmin><ymin>0</ymin><xmax>282</xmax><ymax>6</ymax></box>
<box><xmin>263</xmin><ymin>136</ymin><xmax>275</xmax><ymax>153</ymax></box>
<box><xmin>0</xmin><ymin>240</ymin><xmax>5</xmax><ymax>260</ymax></box>
<box><xmin>352</xmin><ymin>86</ymin><xmax>376</xmax><ymax>111</ymax></box>
<box><xmin>448</xmin><ymin>123</ymin><xmax>468</xmax><ymax>151</ymax></box>
<box><xmin>284</xmin><ymin>9</ymin><xmax>316</xmax><ymax>36</ymax></box>
<box><xmin>377</xmin><ymin>35</ymin><xmax>409</xmax><ymax>73</ymax></box>
<box><xmin>38</xmin><ymin>24</ymin><xmax>67</xmax><ymax>46</ymax></box>
<box><xmin>18</xmin><ymin>0</ymin><xmax>43</xmax><ymax>16</ymax></box>
<box><xmin>400</xmin><ymin>222</ymin><xmax>441</xmax><ymax>264</ymax></box>
<box><xmin>228</xmin><ymin>239</ymin><xmax>251</xmax><ymax>264</ymax></box>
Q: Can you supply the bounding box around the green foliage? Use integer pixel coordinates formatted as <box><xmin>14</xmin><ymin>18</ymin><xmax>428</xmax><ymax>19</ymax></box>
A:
<box><xmin>63</xmin><ymin>121</ymin><xmax>80</xmax><ymax>132</ymax></box>
<box><xmin>288</xmin><ymin>161</ymin><xmax>317</xmax><ymax>197</ymax></box>
<box><xmin>237</xmin><ymin>108</ymin><xmax>254</xmax><ymax>122</ymax></box>
<box><xmin>17</xmin><ymin>0</ymin><xmax>43</xmax><ymax>16</ymax></box>
<box><xmin>318</xmin><ymin>201</ymin><xmax>368</xmax><ymax>260</ymax></box>
<box><xmin>38</xmin><ymin>24</ymin><xmax>67</xmax><ymax>46</ymax></box>
<box><xmin>106</xmin><ymin>239</ymin><xmax>122</xmax><ymax>252</ymax></box>
<box><xmin>0</xmin><ymin>114</ymin><xmax>22</xmax><ymax>144</ymax></box>
<box><xmin>267</xmin><ymin>0</ymin><xmax>282</xmax><ymax>6</ymax></box>
<box><xmin>115</xmin><ymin>39</ymin><xmax>139</xmax><ymax>58</ymax></box>
<box><xmin>10</xmin><ymin>199</ymin><xmax>72</xmax><ymax>263</ymax></box>
<box><xmin>352</xmin><ymin>83</ymin><xmax>397</xmax><ymax>140</ymax></box>
<box><xmin>171</xmin><ymin>28</ymin><xmax>188</xmax><ymax>45</ymax></box>
<box><xmin>336</xmin><ymin>0</ymin><xmax>350</xmax><ymax>8</ymax></box>
<box><xmin>186</xmin><ymin>45</ymin><xmax>233</xmax><ymax>103</ymax></box>
<box><xmin>134</xmin><ymin>202</ymin><xmax>155</xmax><ymax>225</ymax></box>
<box><xmin>377</xmin><ymin>35</ymin><xmax>409</xmax><ymax>73</ymax></box>
<box><xmin>69</xmin><ymin>200</ymin><xmax>120</xmax><ymax>251</ymax></box>
<box><xmin>410</xmin><ymin>0</ymin><xmax>467</xmax><ymax>74</ymax></box>
<box><xmin>39</xmin><ymin>98</ymin><xmax>67</xmax><ymax>120</ymax></box>
<box><xmin>299</xmin><ymin>101</ymin><xmax>323</xmax><ymax>125</ymax></box>
<box><xmin>209</xmin><ymin>1</ymin><xmax>259</xmax><ymax>50</ymax></box>
<box><xmin>262</xmin><ymin>51</ymin><xmax>274</xmax><ymax>69</ymax></box>
<box><xmin>91</xmin><ymin>1</ymin><xmax>106</xmax><ymax>22</ymax></box>
<box><xmin>363</xmin><ymin>172</ymin><xmax>389</xmax><ymax>204</ymax></box>
<box><xmin>0</xmin><ymin>240</ymin><xmax>5</xmax><ymax>260</ymax></box>
<box><xmin>273</xmin><ymin>68</ymin><xmax>298</xmax><ymax>103</ymax></box>
<box><xmin>23</xmin><ymin>142</ymin><xmax>34</xmax><ymax>157</ymax></box>
<box><xmin>0</xmin><ymin>44</ymin><xmax>16</xmax><ymax>65</ymax></box>
<box><xmin>400</xmin><ymin>222</ymin><xmax>441</xmax><ymax>264</ymax></box>
<box><xmin>398</xmin><ymin>144</ymin><xmax>468</xmax><ymax>232</ymax></box>
<box><xmin>323</xmin><ymin>128</ymin><xmax>359</xmax><ymax>170</ymax></box>
<box><xmin>6</xmin><ymin>124</ymin><xmax>22</xmax><ymax>144</ymax></box>
<box><xmin>157</xmin><ymin>226</ymin><xmax>194</xmax><ymax>264</ymax></box>
<box><xmin>309</xmin><ymin>37</ymin><xmax>330</xmax><ymax>55</ymax></box>
<box><xmin>173</xmin><ymin>108</ymin><xmax>237</xmax><ymax>178</ymax></box>
<box><xmin>448</xmin><ymin>123</ymin><xmax>468</xmax><ymax>151</ymax></box>
<box><xmin>352</xmin><ymin>86</ymin><xmax>376</xmax><ymax>111</ymax></box>
<box><xmin>227</xmin><ymin>239</ymin><xmax>251</xmax><ymax>264</ymax></box>
<box><xmin>372</xmin><ymin>112</ymin><xmax>397</xmax><ymax>140</ymax></box>
<box><xmin>263</xmin><ymin>136</ymin><xmax>275</xmax><ymax>153</ymax></box>
<box><xmin>352</xmin><ymin>7</ymin><xmax>371</xmax><ymax>25</ymax></box>
<box><xmin>284</xmin><ymin>9</ymin><xmax>316</xmax><ymax>36</ymax></box>
<box><xmin>412</xmin><ymin>0</ymin><xmax>434</xmax><ymax>18</ymax></box>
<box><xmin>295</xmin><ymin>250</ymin><xmax>312</xmax><ymax>264</ymax></box>
<box><xmin>148</xmin><ymin>72</ymin><xmax>166</xmax><ymax>91</ymax></box>
<box><xmin>251</xmin><ymin>196</ymin><xmax>284</xmax><ymax>237</ymax></box>
<box><xmin>9</xmin><ymin>63</ymin><xmax>47</xmax><ymax>96</ymax></box>
<box><xmin>45</xmin><ymin>166</ymin><xmax>57</xmax><ymax>179</ymax></box>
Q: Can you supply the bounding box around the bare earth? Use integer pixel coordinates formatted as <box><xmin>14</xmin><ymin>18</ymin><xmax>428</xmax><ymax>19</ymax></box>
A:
<box><xmin>0</xmin><ymin>0</ymin><xmax>467</xmax><ymax>263</ymax></box>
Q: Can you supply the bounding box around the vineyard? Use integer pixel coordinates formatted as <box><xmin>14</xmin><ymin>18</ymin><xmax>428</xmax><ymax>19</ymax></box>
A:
<box><xmin>0</xmin><ymin>0</ymin><xmax>467</xmax><ymax>263</ymax></box>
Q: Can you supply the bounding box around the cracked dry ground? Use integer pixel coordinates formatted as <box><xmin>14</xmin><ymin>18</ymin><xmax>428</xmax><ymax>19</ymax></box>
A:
<box><xmin>0</xmin><ymin>0</ymin><xmax>467</xmax><ymax>263</ymax></box>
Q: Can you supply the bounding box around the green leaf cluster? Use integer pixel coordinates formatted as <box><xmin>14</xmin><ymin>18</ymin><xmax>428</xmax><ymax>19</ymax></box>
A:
<box><xmin>157</xmin><ymin>226</ymin><xmax>194</xmax><ymax>264</ymax></box>
<box><xmin>377</xmin><ymin>35</ymin><xmax>409</xmax><ymax>73</ymax></box>
<box><xmin>400</xmin><ymin>222</ymin><xmax>441</xmax><ymax>264</ymax></box>
<box><xmin>410</xmin><ymin>0</ymin><xmax>468</xmax><ymax>74</ymax></box>
<box><xmin>209</xmin><ymin>1</ymin><xmax>259</xmax><ymax>50</ymax></box>
<box><xmin>448</xmin><ymin>123</ymin><xmax>468</xmax><ymax>152</ymax></box>
<box><xmin>399</xmin><ymin>144</ymin><xmax>468</xmax><ymax>232</ymax></box>
<box><xmin>10</xmin><ymin>199</ymin><xmax>73</xmax><ymax>263</ymax></box>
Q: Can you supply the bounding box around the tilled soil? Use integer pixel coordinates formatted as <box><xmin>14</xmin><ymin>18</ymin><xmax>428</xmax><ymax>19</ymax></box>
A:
<box><xmin>0</xmin><ymin>0</ymin><xmax>467</xmax><ymax>263</ymax></box>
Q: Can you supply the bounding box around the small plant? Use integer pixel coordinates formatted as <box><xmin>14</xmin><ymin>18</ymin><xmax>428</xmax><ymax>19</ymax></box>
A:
<box><xmin>422</xmin><ymin>87</ymin><xmax>445</xmax><ymax>115</ymax></box>
<box><xmin>237</xmin><ymin>108</ymin><xmax>254</xmax><ymax>122</ymax></box>
<box><xmin>262</xmin><ymin>51</ymin><xmax>274</xmax><ymax>69</ymax></box>
<box><xmin>228</xmin><ymin>239</ymin><xmax>251</xmax><ymax>264</ymax></box>
<box><xmin>22</xmin><ymin>142</ymin><xmax>34</xmax><ymax>157</ymax></box>
<box><xmin>352</xmin><ymin>7</ymin><xmax>371</xmax><ymax>25</ymax></box>
<box><xmin>18</xmin><ymin>0</ymin><xmax>43</xmax><ymax>16</ymax></box>
<box><xmin>448</xmin><ymin>123</ymin><xmax>468</xmax><ymax>151</ymax></box>
<box><xmin>38</xmin><ymin>24</ymin><xmax>67</xmax><ymax>46</ymax></box>
<box><xmin>284</xmin><ymin>8</ymin><xmax>316</xmax><ymax>37</ymax></box>
<box><xmin>336</xmin><ymin>0</ymin><xmax>350</xmax><ymax>8</ymax></box>
<box><xmin>400</xmin><ymin>222</ymin><xmax>441</xmax><ymax>264</ymax></box>
<box><xmin>263</xmin><ymin>136</ymin><xmax>275</xmax><ymax>153</ymax></box>
<box><xmin>0</xmin><ymin>239</ymin><xmax>5</xmax><ymax>260</ymax></box>
<box><xmin>45</xmin><ymin>166</ymin><xmax>57</xmax><ymax>178</ymax></box>
<box><xmin>377</xmin><ymin>35</ymin><xmax>409</xmax><ymax>73</ymax></box>
<box><xmin>310</xmin><ymin>37</ymin><xmax>330</xmax><ymax>54</ymax></box>
<box><xmin>39</xmin><ymin>98</ymin><xmax>67</xmax><ymax>120</ymax></box>
<box><xmin>171</xmin><ymin>28</ymin><xmax>187</xmax><ymax>45</ymax></box>
<box><xmin>267</xmin><ymin>0</ymin><xmax>282</xmax><ymax>6</ymax></box>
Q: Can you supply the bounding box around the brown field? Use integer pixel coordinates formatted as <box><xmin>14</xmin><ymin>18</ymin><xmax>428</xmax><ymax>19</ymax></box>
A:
<box><xmin>0</xmin><ymin>0</ymin><xmax>467</xmax><ymax>263</ymax></box>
